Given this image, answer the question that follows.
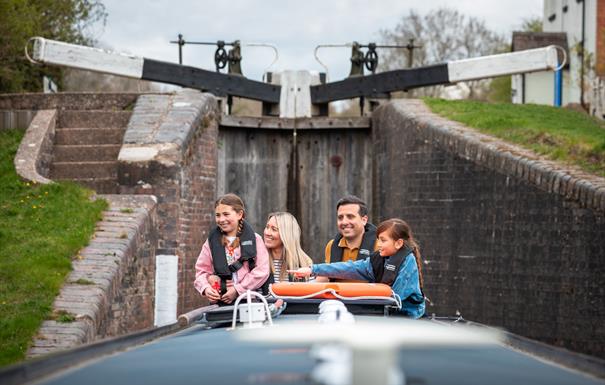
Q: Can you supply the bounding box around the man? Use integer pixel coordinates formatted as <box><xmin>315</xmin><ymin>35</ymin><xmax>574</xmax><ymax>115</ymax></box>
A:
<box><xmin>319</xmin><ymin>195</ymin><xmax>377</xmax><ymax>281</ymax></box>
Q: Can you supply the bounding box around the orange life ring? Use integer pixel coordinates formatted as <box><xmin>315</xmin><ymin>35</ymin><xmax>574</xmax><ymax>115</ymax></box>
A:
<box><xmin>270</xmin><ymin>282</ymin><xmax>392</xmax><ymax>299</ymax></box>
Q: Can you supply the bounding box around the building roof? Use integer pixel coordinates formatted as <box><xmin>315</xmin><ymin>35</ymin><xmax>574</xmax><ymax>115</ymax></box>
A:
<box><xmin>512</xmin><ymin>32</ymin><xmax>569</xmax><ymax>68</ymax></box>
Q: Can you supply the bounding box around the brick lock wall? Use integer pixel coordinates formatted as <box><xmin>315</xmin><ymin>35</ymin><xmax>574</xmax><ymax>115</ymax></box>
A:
<box><xmin>177</xmin><ymin>113</ymin><xmax>218</xmax><ymax>313</ymax></box>
<box><xmin>0</xmin><ymin>92</ymin><xmax>143</xmax><ymax>110</ymax></box>
<box><xmin>118</xmin><ymin>90</ymin><xmax>219</xmax><ymax>315</ymax></box>
<box><xmin>372</xmin><ymin>100</ymin><xmax>605</xmax><ymax>358</ymax></box>
<box><xmin>99</xmin><ymin>197</ymin><xmax>158</xmax><ymax>337</ymax></box>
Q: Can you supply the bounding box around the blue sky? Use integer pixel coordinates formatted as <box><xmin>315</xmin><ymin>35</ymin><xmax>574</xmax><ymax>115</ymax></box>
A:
<box><xmin>93</xmin><ymin>0</ymin><xmax>543</xmax><ymax>82</ymax></box>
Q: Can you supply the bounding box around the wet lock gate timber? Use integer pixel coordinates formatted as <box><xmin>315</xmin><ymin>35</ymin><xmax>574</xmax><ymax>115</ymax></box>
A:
<box><xmin>217</xmin><ymin>115</ymin><xmax>372</xmax><ymax>260</ymax></box>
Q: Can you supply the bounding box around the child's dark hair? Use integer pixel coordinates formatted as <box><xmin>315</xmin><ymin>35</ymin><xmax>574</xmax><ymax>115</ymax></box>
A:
<box><xmin>376</xmin><ymin>218</ymin><xmax>423</xmax><ymax>289</ymax></box>
<box><xmin>215</xmin><ymin>193</ymin><xmax>246</xmax><ymax>244</ymax></box>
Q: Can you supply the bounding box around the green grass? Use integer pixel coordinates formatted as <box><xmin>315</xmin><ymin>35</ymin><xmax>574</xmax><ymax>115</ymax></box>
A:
<box><xmin>424</xmin><ymin>99</ymin><xmax>605</xmax><ymax>177</ymax></box>
<box><xmin>0</xmin><ymin>129</ymin><xmax>107</xmax><ymax>366</ymax></box>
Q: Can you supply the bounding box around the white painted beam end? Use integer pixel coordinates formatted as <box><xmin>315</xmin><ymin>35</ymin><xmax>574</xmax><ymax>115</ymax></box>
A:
<box><xmin>448</xmin><ymin>46</ymin><xmax>560</xmax><ymax>83</ymax></box>
<box><xmin>31</xmin><ymin>37</ymin><xmax>144</xmax><ymax>79</ymax></box>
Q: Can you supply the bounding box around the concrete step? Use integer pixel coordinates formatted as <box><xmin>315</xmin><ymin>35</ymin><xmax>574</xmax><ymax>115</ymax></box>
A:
<box><xmin>53</xmin><ymin>144</ymin><xmax>121</xmax><ymax>162</ymax></box>
<box><xmin>54</xmin><ymin>177</ymin><xmax>119</xmax><ymax>194</ymax></box>
<box><xmin>50</xmin><ymin>161</ymin><xmax>117</xmax><ymax>180</ymax></box>
<box><xmin>57</xmin><ymin>110</ymin><xmax>132</xmax><ymax>129</ymax></box>
<box><xmin>54</xmin><ymin>128</ymin><xmax>125</xmax><ymax>145</ymax></box>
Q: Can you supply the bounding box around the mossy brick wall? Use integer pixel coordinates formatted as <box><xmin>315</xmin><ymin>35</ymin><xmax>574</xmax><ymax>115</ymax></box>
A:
<box><xmin>29</xmin><ymin>195</ymin><xmax>158</xmax><ymax>357</ymax></box>
<box><xmin>371</xmin><ymin>99</ymin><xmax>605</xmax><ymax>358</ymax></box>
<box><xmin>97</xmin><ymin>196</ymin><xmax>158</xmax><ymax>337</ymax></box>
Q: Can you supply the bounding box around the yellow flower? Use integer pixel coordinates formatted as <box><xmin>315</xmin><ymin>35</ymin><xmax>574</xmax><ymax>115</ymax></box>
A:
<box><xmin>32</xmin><ymin>205</ymin><xmax>37</xmax><ymax>209</ymax></box>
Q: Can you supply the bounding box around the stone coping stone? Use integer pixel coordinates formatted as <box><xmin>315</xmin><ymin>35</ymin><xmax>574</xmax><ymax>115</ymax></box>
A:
<box><xmin>119</xmin><ymin>89</ymin><xmax>217</xmax><ymax>165</ymax></box>
<box><xmin>14</xmin><ymin>109</ymin><xmax>56</xmax><ymax>184</ymax></box>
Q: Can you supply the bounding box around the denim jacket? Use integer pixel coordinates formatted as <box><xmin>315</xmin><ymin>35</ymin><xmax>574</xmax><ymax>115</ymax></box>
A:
<box><xmin>312</xmin><ymin>253</ymin><xmax>425</xmax><ymax>318</ymax></box>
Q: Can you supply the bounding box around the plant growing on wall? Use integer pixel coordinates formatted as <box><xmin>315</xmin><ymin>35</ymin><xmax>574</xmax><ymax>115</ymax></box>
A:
<box><xmin>571</xmin><ymin>41</ymin><xmax>597</xmax><ymax>112</ymax></box>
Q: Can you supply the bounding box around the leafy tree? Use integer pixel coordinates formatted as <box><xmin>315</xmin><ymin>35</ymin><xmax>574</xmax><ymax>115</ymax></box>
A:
<box><xmin>0</xmin><ymin>0</ymin><xmax>106</xmax><ymax>93</ymax></box>
<box><xmin>486</xmin><ymin>76</ymin><xmax>512</xmax><ymax>103</ymax></box>
<box><xmin>521</xmin><ymin>17</ymin><xmax>543</xmax><ymax>33</ymax></box>
<box><xmin>379</xmin><ymin>8</ymin><xmax>507</xmax><ymax>100</ymax></box>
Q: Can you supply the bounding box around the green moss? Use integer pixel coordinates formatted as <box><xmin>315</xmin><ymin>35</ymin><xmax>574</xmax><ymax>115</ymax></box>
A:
<box><xmin>53</xmin><ymin>310</ymin><xmax>76</xmax><ymax>323</ymax></box>
<box><xmin>72</xmin><ymin>278</ymin><xmax>95</xmax><ymax>285</ymax></box>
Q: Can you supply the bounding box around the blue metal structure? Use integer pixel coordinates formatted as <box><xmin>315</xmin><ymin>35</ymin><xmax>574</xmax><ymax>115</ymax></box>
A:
<box><xmin>554</xmin><ymin>68</ymin><xmax>563</xmax><ymax>107</ymax></box>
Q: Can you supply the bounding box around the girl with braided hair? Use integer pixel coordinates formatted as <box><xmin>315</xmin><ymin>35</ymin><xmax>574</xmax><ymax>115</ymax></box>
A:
<box><xmin>289</xmin><ymin>218</ymin><xmax>425</xmax><ymax>318</ymax></box>
<box><xmin>194</xmin><ymin>193</ymin><xmax>270</xmax><ymax>304</ymax></box>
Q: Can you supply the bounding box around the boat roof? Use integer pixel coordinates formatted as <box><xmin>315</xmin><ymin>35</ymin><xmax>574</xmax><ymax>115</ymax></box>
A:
<box><xmin>3</xmin><ymin>299</ymin><xmax>604</xmax><ymax>385</ymax></box>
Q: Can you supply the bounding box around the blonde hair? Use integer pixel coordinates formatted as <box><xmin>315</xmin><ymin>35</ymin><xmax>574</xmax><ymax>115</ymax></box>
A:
<box><xmin>267</xmin><ymin>212</ymin><xmax>312</xmax><ymax>281</ymax></box>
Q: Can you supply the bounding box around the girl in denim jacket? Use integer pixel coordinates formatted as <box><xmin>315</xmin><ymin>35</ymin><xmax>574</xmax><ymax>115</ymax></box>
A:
<box><xmin>289</xmin><ymin>218</ymin><xmax>425</xmax><ymax>318</ymax></box>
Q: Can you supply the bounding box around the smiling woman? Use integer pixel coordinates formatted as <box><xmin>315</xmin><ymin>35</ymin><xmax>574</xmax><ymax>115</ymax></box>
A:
<box><xmin>263</xmin><ymin>212</ymin><xmax>312</xmax><ymax>282</ymax></box>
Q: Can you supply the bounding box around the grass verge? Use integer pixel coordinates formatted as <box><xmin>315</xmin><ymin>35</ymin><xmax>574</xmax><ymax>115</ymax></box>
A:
<box><xmin>424</xmin><ymin>99</ymin><xmax>605</xmax><ymax>177</ymax></box>
<box><xmin>0</xmin><ymin>129</ymin><xmax>107</xmax><ymax>366</ymax></box>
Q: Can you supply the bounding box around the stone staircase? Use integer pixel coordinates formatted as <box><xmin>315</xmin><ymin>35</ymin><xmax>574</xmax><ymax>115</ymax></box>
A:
<box><xmin>50</xmin><ymin>110</ymin><xmax>131</xmax><ymax>193</ymax></box>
